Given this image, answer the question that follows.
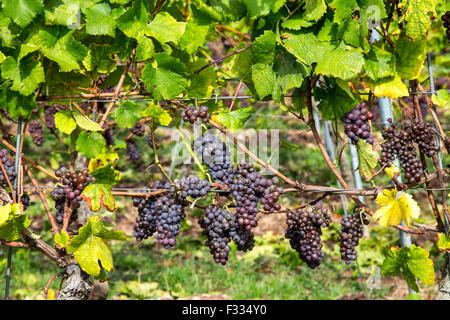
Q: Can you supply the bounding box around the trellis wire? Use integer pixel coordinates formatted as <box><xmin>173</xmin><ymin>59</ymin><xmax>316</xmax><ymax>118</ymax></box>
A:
<box><xmin>36</xmin><ymin>89</ymin><xmax>450</xmax><ymax>103</ymax></box>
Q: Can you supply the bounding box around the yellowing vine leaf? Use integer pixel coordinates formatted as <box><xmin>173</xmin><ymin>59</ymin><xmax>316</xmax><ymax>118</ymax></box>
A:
<box><xmin>384</xmin><ymin>163</ymin><xmax>400</xmax><ymax>179</ymax></box>
<box><xmin>374</xmin><ymin>189</ymin><xmax>420</xmax><ymax>227</ymax></box>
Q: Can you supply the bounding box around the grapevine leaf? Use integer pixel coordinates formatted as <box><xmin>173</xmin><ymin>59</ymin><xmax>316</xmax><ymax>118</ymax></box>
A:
<box><xmin>374</xmin><ymin>189</ymin><xmax>420</xmax><ymax>228</ymax></box>
<box><xmin>283</xmin><ymin>33</ymin><xmax>330</xmax><ymax>66</ymax></box>
<box><xmin>0</xmin><ymin>203</ymin><xmax>12</xmax><ymax>227</ymax></box>
<box><xmin>24</xmin><ymin>26</ymin><xmax>88</xmax><ymax>72</ymax></box>
<box><xmin>140</xmin><ymin>102</ymin><xmax>172</xmax><ymax>126</ymax></box>
<box><xmin>437</xmin><ymin>233</ymin><xmax>450</xmax><ymax>253</ymax></box>
<box><xmin>213</xmin><ymin>107</ymin><xmax>255</xmax><ymax>130</ymax></box>
<box><xmin>3</xmin><ymin>0</ymin><xmax>44</xmax><ymax>28</ymax></box>
<box><xmin>54</xmin><ymin>110</ymin><xmax>76</xmax><ymax>135</ymax></box>
<box><xmin>113</xmin><ymin>101</ymin><xmax>142</xmax><ymax>128</ymax></box>
<box><xmin>304</xmin><ymin>0</ymin><xmax>327</xmax><ymax>21</ymax></box>
<box><xmin>241</xmin><ymin>0</ymin><xmax>285</xmax><ymax>17</ymax></box>
<box><xmin>406</xmin><ymin>245</ymin><xmax>435</xmax><ymax>286</ymax></box>
<box><xmin>282</xmin><ymin>17</ymin><xmax>314</xmax><ymax>30</ymax></box>
<box><xmin>145</xmin><ymin>12</ymin><xmax>186</xmax><ymax>45</ymax></box>
<box><xmin>72</xmin><ymin>110</ymin><xmax>103</xmax><ymax>132</ymax></box>
<box><xmin>251</xmin><ymin>63</ymin><xmax>276</xmax><ymax>99</ymax></box>
<box><xmin>273</xmin><ymin>52</ymin><xmax>305</xmax><ymax>95</ymax></box>
<box><xmin>0</xmin><ymin>88</ymin><xmax>37</xmax><ymax>118</ymax></box>
<box><xmin>209</xmin><ymin>0</ymin><xmax>247</xmax><ymax>21</ymax></box>
<box><xmin>44</xmin><ymin>2</ymin><xmax>80</xmax><ymax>27</ymax></box>
<box><xmin>0</xmin><ymin>203</ymin><xmax>30</xmax><ymax>242</ymax></box>
<box><xmin>372</xmin><ymin>76</ymin><xmax>409</xmax><ymax>98</ymax></box>
<box><xmin>315</xmin><ymin>78</ymin><xmax>356</xmax><ymax>120</ymax></box>
<box><xmin>315</xmin><ymin>47</ymin><xmax>364</xmax><ymax>80</ymax></box>
<box><xmin>85</xmin><ymin>3</ymin><xmax>116</xmax><ymax>37</ymax></box>
<box><xmin>81</xmin><ymin>183</ymin><xmax>116</xmax><ymax>212</ymax></box>
<box><xmin>329</xmin><ymin>0</ymin><xmax>358</xmax><ymax>23</ymax></box>
<box><xmin>179</xmin><ymin>23</ymin><xmax>209</xmax><ymax>55</ymax></box>
<box><xmin>88</xmin><ymin>151</ymin><xmax>119</xmax><ymax>172</ymax></box>
<box><xmin>141</xmin><ymin>53</ymin><xmax>187</xmax><ymax>100</ymax></box>
<box><xmin>0</xmin><ymin>51</ymin><xmax>5</xmax><ymax>64</ymax></box>
<box><xmin>66</xmin><ymin>217</ymin><xmax>127</xmax><ymax>275</ymax></box>
<box><xmin>401</xmin><ymin>0</ymin><xmax>438</xmax><ymax>40</ymax></box>
<box><xmin>431</xmin><ymin>89</ymin><xmax>449</xmax><ymax>107</ymax></box>
<box><xmin>116</xmin><ymin>0</ymin><xmax>150</xmax><ymax>39</ymax></box>
<box><xmin>76</xmin><ymin>131</ymin><xmax>106</xmax><ymax>159</ymax></box>
<box><xmin>54</xmin><ymin>230</ymin><xmax>70</xmax><ymax>248</ymax></box>
<box><xmin>1</xmin><ymin>55</ymin><xmax>44</xmax><ymax>95</ymax></box>
<box><xmin>384</xmin><ymin>163</ymin><xmax>400</xmax><ymax>179</ymax></box>
<box><xmin>357</xmin><ymin>139</ymin><xmax>379</xmax><ymax>181</ymax></box>
<box><xmin>90</xmin><ymin>164</ymin><xmax>121</xmax><ymax>185</ymax></box>
<box><xmin>135</xmin><ymin>36</ymin><xmax>155</xmax><ymax>61</ymax></box>
<box><xmin>394</xmin><ymin>38</ymin><xmax>426</xmax><ymax>80</ymax></box>
<box><xmin>363</xmin><ymin>47</ymin><xmax>395</xmax><ymax>81</ymax></box>
<box><xmin>251</xmin><ymin>30</ymin><xmax>276</xmax><ymax>64</ymax></box>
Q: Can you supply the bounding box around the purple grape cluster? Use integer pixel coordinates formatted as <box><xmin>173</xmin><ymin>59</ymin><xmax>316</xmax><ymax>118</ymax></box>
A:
<box><xmin>285</xmin><ymin>202</ymin><xmax>331</xmax><ymax>269</ymax></box>
<box><xmin>131</xmin><ymin>123</ymin><xmax>146</xmax><ymax>136</ymax></box>
<box><xmin>28</xmin><ymin>120</ymin><xmax>45</xmax><ymax>146</ymax></box>
<box><xmin>126</xmin><ymin>138</ymin><xmax>141</xmax><ymax>161</ymax></box>
<box><xmin>0</xmin><ymin>149</ymin><xmax>16</xmax><ymax>187</ymax></box>
<box><xmin>338</xmin><ymin>211</ymin><xmax>368</xmax><ymax>264</ymax></box>
<box><xmin>193</xmin><ymin>134</ymin><xmax>234</xmax><ymax>184</ymax></box>
<box><xmin>342</xmin><ymin>102</ymin><xmax>374</xmax><ymax>145</ymax></box>
<box><xmin>198</xmin><ymin>205</ymin><xmax>234</xmax><ymax>265</ymax></box>
<box><xmin>102</xmin><ymin>122</ymin><xmax>115</xmax><ymax>146</ymax></box>
<box><xmin>132</xmin><ymin>180</ymin><xmax>185</xmax><ymax>248</ymax></box>
<box><xmin>173</xmin><ymin>175</ymin><xmax>210</xmax><ymax>199</ymax></box>
<box><xmin>182</xmin><ymin>105</ymin><xmax>211</xmax><ymax>123</ymax></box>
<box><xmin>380</xmin><ymin>118</ymin><xmax>438</xmax><ymax>183</ymax></box>
<box><xmin>51</xmin><ymin>167</ymin><xmax>94</xmax><ymax>224</ymax></box>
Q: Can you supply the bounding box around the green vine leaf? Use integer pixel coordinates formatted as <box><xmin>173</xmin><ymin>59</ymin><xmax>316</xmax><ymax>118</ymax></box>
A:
<box><xmin>3</xmin><ymin>0</ymin><xmax>44</xmax><ymax>28</ymax></box>
<box><xmin>66</xmin><ymin>217</ymin><xmax>127</xmax><ymax>276</ymax></box>
<box><xmin>382</xmin><ymin>245</ymin><xmax>435</xmax><ymax>292</ymax></box>
<box><xmin>1</xmin><ymin>55</ymin><xmax>44</xmax><ymax>95</ymax></box>
<box><xmin>72</xmin><ymin>110</ymin><xmax>103</xmax><ymax>132</ymax></box>
<box><xmin>141</xmin><ymin>53</ymin><xmax>188</xmax><ymax>100</ymax></box>
<box><xmin>401</xmin><ymin>0</ymin><xmax>438</xmax><ymax>40</ymax></box>
<box><xmin>141</xmin><ymin>102</ymin><xmax>172</xmax><ymax>126</ymax></box>
<box><xmin>76</xmin><ymin>131</ymin><xmax>106</xmax><ymax>159</ymax></box>
<box><xmin>0</xmin><ymin>203</ymin><xmax>31</xmax><ymax>242</ymax></box>
<box><xmin>85</xmin><ymin>3</ymin><xmax>116</xmax><ymax>37</ymax></box>
<box><xmin>145</xmin><ymin>12</ymin><xmax>186</xmax><ymax>45</ymax></box>
<box><xmin>212</xmin><ymin>107</ymin><xmax>255</xmax><ymax>130</ymax></box>
<box><xmin>54</xmin><ymin>110</ymin><xmax>77</xmax><ymax>135</ymax></box>
<box><xmin>113</xmin><ymin>101</ymin><xmax>142</xmax><ymax>128</ymax></box>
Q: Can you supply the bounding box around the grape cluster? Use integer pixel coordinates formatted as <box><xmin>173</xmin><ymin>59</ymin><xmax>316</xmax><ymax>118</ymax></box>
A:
<box><xmin>0</xmin><ymin>149</ymin><xmax>16</xmax><ymax>186</ymax></box>
<box><xmin>342</xmin><ymin>102</ymin><xmax>374</xmax><ymax>145</ymax></box>
<box><xmin>338</xmin><ymin>211</ymin><xmax>368</xmax><ymax>264</ymax></box>
<box><xmin>198</xmin><ymin>205</ymin><xmax>234</xmax><ymax>265</ymax></box>
<box><xmin>409</xmin><ymin>119</ymin><xmax>439</xmax><ymax>158</ymax></box>
<box><xmin>146</xmin><ymin>132</ymin><xmax>160</xmax><ymax>149</ymax></box>
<box><xmin>193</xmin><ymin>134</ymin><xmax>234</xmax><ymax>184</ymax></box>
<box><xmin>132</xmin><ymin>180</ymin><xmax>186</xmax><ymax>248</ymax></box>
<box><xmin>50</xmin><ymin>167</ymin><xmax>94</xmax><ymax>224</ymax></box>
<box><xmin>380</xmin><ymin>119</ymin><xmax>438</xmax><ymax>183</ymax></box>
<box><xmin>28</xmin><ymin>120</ymin><xmax>45</xmax><ymax>147</ymax></box>
<box><xmin>173</xmin><ymin>175</ymin><xmax>210</xmax><ymax>199</ymax></box>
<box><xmin>231</xmin><ymin>162</ymin><xmax>282</xmax><ymax>232</ymax></box>
<box><xmin>126</xmin><ymin>138</ymin><xmax>141</xmax><ymax>161</ymax></box>
<box><xmin>442</xmin><ymin>11</ymin><xmax>450</xmax><ymax>43</ymax></box>
<box><xmin>7</xmin><ymin>192</ymin><xmax>30</xmax><ymax>211</ymax></box>
<box><xmin>182</xmin><ymin>105</ymin><xmax>211</xmax><ymax>123</ymax></box>
<box><xmin>285</xmin><ymin>202</ymin><xmax>331</xmax><ymax>269</ymax></box>
<box><xmin>102</xmin><ymin>122</ymin><xmax>115</xmax><ymax>146</ymax></box>
<box><xmin>131</xmin><ymin>123</ymin><xmax>146</xmax><ymax>136</ymax></box>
